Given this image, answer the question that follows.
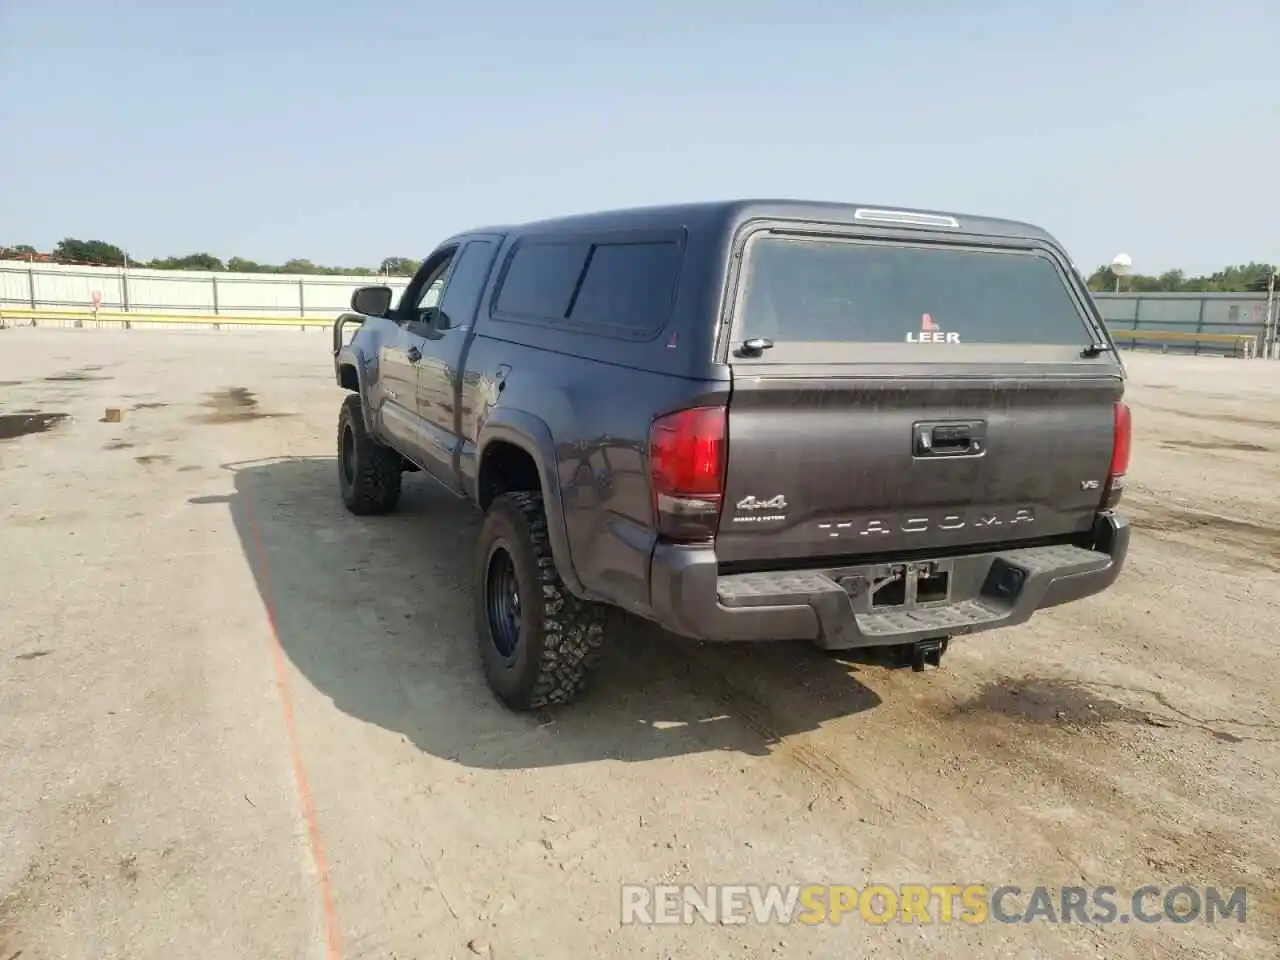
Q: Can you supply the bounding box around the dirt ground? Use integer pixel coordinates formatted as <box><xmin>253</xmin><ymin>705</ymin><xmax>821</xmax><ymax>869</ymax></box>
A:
<box><xmin>1</xmin><ymin>328</ymin><xmax>1277</xmax><ymax>960</ymax></box>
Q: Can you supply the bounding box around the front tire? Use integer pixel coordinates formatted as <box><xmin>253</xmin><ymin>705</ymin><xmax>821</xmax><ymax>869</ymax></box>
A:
<box><xmin>337</xmin><ymin>394</ymin><xmax>402</xmax><ymax>515</ymax></box>
<box><xmin>475</xmin><ymin>492</ymin><xmax>608</xmax><ymax>711</ymax></box>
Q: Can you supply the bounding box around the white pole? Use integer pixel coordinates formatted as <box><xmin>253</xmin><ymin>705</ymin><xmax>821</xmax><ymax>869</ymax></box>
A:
<box><xmin>1266</xmin><ymin>268</ymin><xmax>1276</xmax><ymax>360</ymax></box>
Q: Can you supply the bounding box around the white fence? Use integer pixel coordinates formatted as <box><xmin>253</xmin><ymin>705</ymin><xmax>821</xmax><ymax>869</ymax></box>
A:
<box><xmin>0</xmin><ymin>260</ymin><xmax>409</xmax><ymax>318</ymax></box>
<box><xmin>5</xmin><ymin>260</ymin><xmax>1275</xmax><ymax>358</ymax></box>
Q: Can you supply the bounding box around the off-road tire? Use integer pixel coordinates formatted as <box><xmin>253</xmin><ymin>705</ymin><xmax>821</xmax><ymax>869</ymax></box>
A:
<box><xmin>337</xmin><ymin>394</ymin><xmax>403</xmax><ymax>515</ymax></box>
<box><xmin>475</xmin><ymin>491</ymin><xmax>609</xmax><ymax>711</ymax></box>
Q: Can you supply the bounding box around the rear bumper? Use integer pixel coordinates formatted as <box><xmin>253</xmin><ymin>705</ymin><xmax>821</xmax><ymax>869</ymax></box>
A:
<box><xmin>648</xmin><ymin>513</ymin><xmax>1129</xmax><ymax>648</ymax></box>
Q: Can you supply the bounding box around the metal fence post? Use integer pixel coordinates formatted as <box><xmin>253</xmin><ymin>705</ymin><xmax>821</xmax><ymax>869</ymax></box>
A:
<box><xmin>1265</xmin><ymin>270</ymin><xmax>1277</xmax><ymax>360</ymax></box>
<box><xmin>211</xmin><ymin>275</ymin><xmax>220</xmax><ymax>314</ymax></box>
<box><xmin>121</xmin><ymin>265</ymin><xmax>131</xmax><ymax>312</ymax></box>
<box><xmin>1194</xmin><ymin>297</ymin><xmax>1206</xmax><ymax>358</ymax></box>
<box><xmin>298</xmin><ymin>278</ymin><xmax>305</xmax><ymax>317</ymax></box>
<box><xmin>1264</xmin><ymin>300</ymin><xmax>1274</xmax><ymax>360</ymax></box>
<box><xmin>27</xmin><ymin>263</ymin><xmax>36</xmax><ymax>308</ymax></box>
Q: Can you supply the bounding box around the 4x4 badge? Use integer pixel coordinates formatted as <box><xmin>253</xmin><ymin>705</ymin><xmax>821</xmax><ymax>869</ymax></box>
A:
<box><xmin>737</xmin><ymin>494</ymin><xmax>788</xmax><ymax>511</ymax></box>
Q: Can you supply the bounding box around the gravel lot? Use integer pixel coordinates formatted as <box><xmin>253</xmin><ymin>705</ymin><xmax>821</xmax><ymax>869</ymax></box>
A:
<box><xmin>1</xmin><ymin>328</ymin><xmax>1277</xmax><ymax>960</ymax></box>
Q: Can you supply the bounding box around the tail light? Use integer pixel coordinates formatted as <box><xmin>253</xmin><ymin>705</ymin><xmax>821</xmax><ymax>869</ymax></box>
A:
<box><xmin>1102</xmin><ymin>400</ymin><xmax>1131</xmax><ymax>509</ymax></box>
<box><xmin>649</xmin><ymin>406</ymin><xmax>726</xmax><ymax>542</ymax></box>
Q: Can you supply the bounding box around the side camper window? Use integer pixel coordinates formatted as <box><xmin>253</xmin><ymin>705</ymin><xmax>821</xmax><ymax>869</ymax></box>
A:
<box><xmin>492</xmin><ymin>232</ymin><xmax>683</xmax><ymax>339</ymax></box>
<box><xmin>494</xmin><ymin>241</ymin><xmax>590</xmax><ymax>321</ymax></box>
<box><xmin>569</xmin><ymin>241</ymin><xmax>681</xmax><ymax>333</ymax></box>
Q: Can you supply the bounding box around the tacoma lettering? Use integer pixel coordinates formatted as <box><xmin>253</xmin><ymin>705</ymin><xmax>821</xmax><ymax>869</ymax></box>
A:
<box><xmin>817</xmin><ymin>509</ymin><xmax>1036</xmax><ymax>539</ymax></box>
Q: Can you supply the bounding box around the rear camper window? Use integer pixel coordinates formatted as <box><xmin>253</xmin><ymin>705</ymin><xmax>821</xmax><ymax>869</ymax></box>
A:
<box><xmin>737</xmin><ymin>237</ymin><xmax>1092</xmax><ymax>346</ymax></box>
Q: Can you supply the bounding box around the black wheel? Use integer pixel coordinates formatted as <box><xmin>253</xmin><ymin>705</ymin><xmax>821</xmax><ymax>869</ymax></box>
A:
<box><xmin>475</xmin><ymin>491</ymin><xmax>608</xmax><ymax>711</ymax></box>
<box><xmin>337</xmin><ymin>394</ymin><xmax>403</xmax><ymax>515</ymax></box>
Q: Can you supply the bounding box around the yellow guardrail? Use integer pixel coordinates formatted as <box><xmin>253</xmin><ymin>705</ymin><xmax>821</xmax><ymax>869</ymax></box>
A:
<box><xmin>1108</xmin><ymin>328</ymin><xmax>1256</xmax><ymax>343</ymax></box>
<box><xmin>1107</xmin><ymin>328</ymin><xmax>1258</xmax><ymax>358</ymax></box>
<box><xmin>0</xmin><ymin>307</ymin><xmax>334</xmax><ymax>328</ymax></box>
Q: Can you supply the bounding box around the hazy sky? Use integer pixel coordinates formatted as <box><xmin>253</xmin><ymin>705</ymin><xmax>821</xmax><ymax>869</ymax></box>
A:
<box><xmin>1</xmin><ymin>0</ymin><xmax>1276</xmax><ymax>275</ymax></box>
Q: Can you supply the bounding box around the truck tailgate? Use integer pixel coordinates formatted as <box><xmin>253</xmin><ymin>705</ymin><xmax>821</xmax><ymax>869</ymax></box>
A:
<box><xmin>715</xmin><ymin>227</ymin><xmax>1126</xmax><ymax>567</ymax></box>
<box><xmin>717</xmin><ymin>372</ymin><xmax>1121</xmax><ymax>564</ymax></box>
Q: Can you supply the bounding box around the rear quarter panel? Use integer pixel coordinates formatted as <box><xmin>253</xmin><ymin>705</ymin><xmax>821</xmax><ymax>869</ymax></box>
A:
<box><xmin>460</xmin><ymin>224</ymin><xmax>732</xmax><ymax>612</ymax></box>
<box><xmin>464</xmin><ymin>331</ymin><xmax>726</xmax><ymax>617</ymax></box>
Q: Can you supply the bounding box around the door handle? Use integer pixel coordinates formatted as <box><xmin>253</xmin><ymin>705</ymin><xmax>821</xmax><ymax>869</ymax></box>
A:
<box><xmin>407</xmin><ymin>346</ymin><xmax>422</xmax><ymax>363</ymax></box>
<box><xmin>495</xmin><ymin>364</ymin><xmax>511</xmax><ymax>392</ymax></box>
<box><xmin>913</xmin><ymin>420</ymin><xmax>986</xmax><ymax>457</ymax></box>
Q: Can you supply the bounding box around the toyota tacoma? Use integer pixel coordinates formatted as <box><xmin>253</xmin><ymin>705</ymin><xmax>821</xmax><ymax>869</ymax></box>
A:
<box><xmin>331</xmin><ymin>199</ymin><xmax>1131</xmax><ymax>710</ymax></box>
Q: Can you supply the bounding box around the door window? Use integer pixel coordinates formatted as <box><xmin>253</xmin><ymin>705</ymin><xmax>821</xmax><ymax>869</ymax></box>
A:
<box><xmin>402</xmin><ymin>250</ymin><xmax>457</xmax><ymax>326</ymax></box>
<box><xmin>435</xmin><ymin>241</ymin><xmax>496</xmax><ymax>330</ymax></box>
<box><xmin>419</xmin><ymin>275</ymin><xmax>446</xmax><ymax>311</ymax></box>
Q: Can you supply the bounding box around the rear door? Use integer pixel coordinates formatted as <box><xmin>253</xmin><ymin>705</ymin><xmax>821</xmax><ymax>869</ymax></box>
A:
<box><xmin>717</xmin><ymin>225</ymin><xmax>1123</xmax><ymax>566</ymax></box>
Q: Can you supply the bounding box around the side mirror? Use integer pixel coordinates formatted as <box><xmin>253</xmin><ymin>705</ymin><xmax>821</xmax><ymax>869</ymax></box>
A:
<box><xmin>350</xmin><ymin>285</ymin><xmax>393</xmax><ymax>317</ymax></box>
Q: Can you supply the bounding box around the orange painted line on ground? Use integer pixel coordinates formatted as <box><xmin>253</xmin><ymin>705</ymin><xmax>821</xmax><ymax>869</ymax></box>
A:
<box><xmin>242</xmin><ymin>494</ymin><xmax>343</xmax><ymax>960</ymax></box>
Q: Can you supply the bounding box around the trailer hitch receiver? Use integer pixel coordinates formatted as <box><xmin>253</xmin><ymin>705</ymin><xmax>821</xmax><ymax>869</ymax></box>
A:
<box><xmin>910</xmin><ymin>637</ymin><xmax>948</xmax><ymax>672</ymax></box>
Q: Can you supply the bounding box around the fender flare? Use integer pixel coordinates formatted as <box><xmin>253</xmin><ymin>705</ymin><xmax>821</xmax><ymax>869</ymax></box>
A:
<box><xmin>475</xmin><ymin>411</ymin><xmax>594</xmax><ymax>601</ymax></box>
<box><xmin>334</xmin><ymin>345</ymin><xmax>377</xmax><ymax>435</ymax></box>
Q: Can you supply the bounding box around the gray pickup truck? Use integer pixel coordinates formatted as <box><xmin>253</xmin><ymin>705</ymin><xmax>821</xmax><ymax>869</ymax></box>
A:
<box><xmin>331</xmin><ymin>199</ymin><xmax>1131</xmax><ymax>711</ymax></box>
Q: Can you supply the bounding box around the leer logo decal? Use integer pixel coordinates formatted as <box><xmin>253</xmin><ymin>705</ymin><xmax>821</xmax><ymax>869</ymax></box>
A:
<box><xmin>906</xmin><ymin>313</ymin><xmax>961</xmax><ymax>344</ymax></box>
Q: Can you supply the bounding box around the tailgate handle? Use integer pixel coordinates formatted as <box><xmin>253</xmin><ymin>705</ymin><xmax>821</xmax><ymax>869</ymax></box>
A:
<box><xmin>914</xmin><ymin>420</ymin><xmax>985</xmax><ymax>457</ymax></box>
<box><xmin>932</xmin><ymin>425</ymin><xmax>971</xmax><ymax>447</ymax></box>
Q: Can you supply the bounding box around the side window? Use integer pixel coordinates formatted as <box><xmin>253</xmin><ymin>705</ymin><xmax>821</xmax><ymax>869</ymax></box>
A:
<box><xmin>494</xmin><ymin>241</ymin><xmax>591</xmax><ymax>319</ymax></box>
<box><xmin>419</xmin><ymin>275</ymin><xmax>446</xmax><ymax>310</ymax></box>
<box><xmin>568</xmin><ymin>241</ymin><xmax>681</xmax><ymax>332</ymax></box>
<box><xmin>397</xmin><ymin>248</ymin><xmax>457</xmax><ymax>324</ymax></box>
<box><xmin>435</xmin><ymin>241</ymin><xmax>496</xmax><ymax>330</ymax></box>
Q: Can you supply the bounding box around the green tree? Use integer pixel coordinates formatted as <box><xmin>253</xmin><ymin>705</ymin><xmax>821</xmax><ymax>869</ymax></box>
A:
<box><xmin>1</xmin><ymin>243</ymin><xmax>39</xmax><ymax>258</ymax></box>
<box><xmin>1086</xmin><ymin>266</ymin><xmax>1118</xmax><ymax>292</ymax></box>
<box><xmin>379</xmin><ymin>256</ymin><xmax>421</xmax><ymax>277</ymax></box>
<box><xmin>1086</xmin><ymin>261</ymin><xmax>1278</xmax><ymax>294</ymax></box>
<box><xmin>226</xmin><ymin>257</ymin><xmax>269</xmax><ymax>273</ymax></box>
<box><xmin>53</xmin><ymin>238</ymin><xmax>127</xmax><ymax>266</ymax></box>
<box><xmin>1210</xmin><ymin>262</ymin><xmax>1275</xmax><ymax>292</ymax></box>
<box><xmin>1245</xmin><ymin>266</ymin><xmax>1276</xmax><ymax>292</ymax></box>
<box><xmin>148</xmin><ymin>253</ymin><xmax>225</xmax><ymax>271</ymax></box>
<box><xmin>1128</xmin><ymin>273</ymin><xmax>1164</xmax><ymax>293</ymax></box>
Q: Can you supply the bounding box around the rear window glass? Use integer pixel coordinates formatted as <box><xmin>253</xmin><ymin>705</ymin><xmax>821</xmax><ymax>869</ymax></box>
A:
<box><xmin>738</xmin><ymin>237</ymin><xmax>1091</xmax><ymax>346</ymax></box>
<box><xmin>570</xmin><ymin>241</ymin><xmax>680</xmax><ymax>331</ymax></box>
<box><xmin>494</xmin><ymin>241</ymin><xmax>590</xmax><ymax>319</ymax></box>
